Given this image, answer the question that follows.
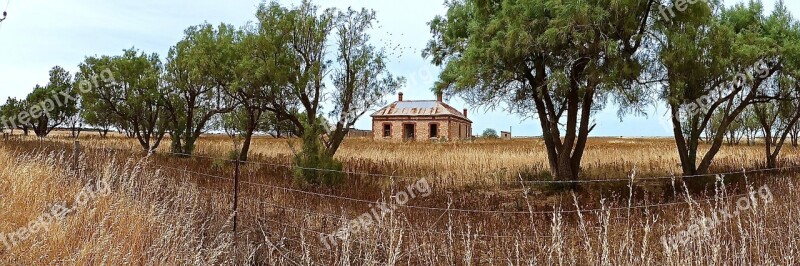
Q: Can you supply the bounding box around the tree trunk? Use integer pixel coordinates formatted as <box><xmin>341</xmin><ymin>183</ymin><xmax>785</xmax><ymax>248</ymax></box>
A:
<box><xmin>522</xmin><ymin>60</ymin><xmax>594</xmax><ymax>183</ymax></box>
<box><xmin>170</xmin><ymin>133</ymin><xmax>184</xmax><ymax>155</ymax></box>
<box><xmin>764</xmin><ymin>127</ymin><xmax>775</xmax><ymax>168</ymax></box>
<box><xmin>238</xmin><ymin>109</ymin><xmax>261</xmax><ymax>162</ymax></box>
<box><xmin>671</xmin><ymin>105</ymin><xmax>700</xmax><ymax>175</ymax></box>
<box><xmin>239</xmin><ymin>129</ymin><xmax>254</xmax><ymax>162</ymax></box>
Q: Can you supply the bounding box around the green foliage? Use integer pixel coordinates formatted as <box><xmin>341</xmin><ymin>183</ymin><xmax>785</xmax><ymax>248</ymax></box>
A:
<box><xmin>18</xmin><ymin>66</ymin><xmax>79</xmax><ymax>137</ymax></box>
<box><xmin>425</xmin><ymin>0</ymin><xmax>656</xmax><ymax>180</ymax></box>
<box><xmin>0</xmin><ymin>97</ymin><xmax>22</xmax><ymax>129</ymax></box>
<box><xmin>293</xmin><ymin>122</ymin><xmax>344</xmax><ymax>186</ymax></box>
<box><xmin>219</xmin><ymin>106</ymin><xmax>249</xmax><ymax>138</ymax></box>
<box><xmin>656</xmin><ymin>0</ymin><xmax>800</xmax><ymax>174</ymax></box>
<box><xmin>164</xmin><ymin>23</ymin><xmax>238</xmax><ymax>155</ymax></box>
<box><xmin>78</xmin><ymin>48</ymin><xmax>168</xmax><ymax>152</ymax></box>
<box><xmin>481</xmin><ymin>128</ymin><xmax>499</xmax><ymax>139</ymax></box>
<box><xmin>220</xmin><ymin>0</ymin><xmax>402</xmax><ymax>182</ymax></box>
<box><xmin>260</xmin><ymin>112</ymin><xmax>299</xmax><ymax>138</ymax></box>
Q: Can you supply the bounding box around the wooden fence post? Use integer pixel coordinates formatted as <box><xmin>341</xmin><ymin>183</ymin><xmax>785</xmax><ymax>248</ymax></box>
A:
<box><xmin>73</xmin><ymin>140</ymin><xmax>80</xmax><ymax>172</ymax></box>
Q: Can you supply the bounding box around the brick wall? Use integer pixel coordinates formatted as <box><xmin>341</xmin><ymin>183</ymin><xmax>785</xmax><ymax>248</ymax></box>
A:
<box><xmin>373</xmin><ymin>117</ymin><xmax>470</xmax><ymax>141</ymax></box>
<box><xmin>448</xmin><ymin>121</ymin><xmax>472</xmax><ymax>139</ymax></box>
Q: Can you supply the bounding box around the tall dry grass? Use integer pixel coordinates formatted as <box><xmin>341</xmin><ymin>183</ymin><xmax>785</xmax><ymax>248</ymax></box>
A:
<box><xmin>0</xmin><ymin>142</ymin><xmax>243</xmax><ymax>264</ymax></box>
<box><xmin>29</xmin><ymin>132</ymin><xmax>800</xmax><ymax>188</ymax></box>
<box><xmin>1</xmin><ymin>135</ymin><xmax>800</xmax><ymax>265</ymax></box>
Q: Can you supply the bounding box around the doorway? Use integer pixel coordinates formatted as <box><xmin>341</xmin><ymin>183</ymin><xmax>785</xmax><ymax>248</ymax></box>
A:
<box><xmin>403</xmin><ymin>124</ymin><xmax>416</xmax><ymax>141</ymax></box>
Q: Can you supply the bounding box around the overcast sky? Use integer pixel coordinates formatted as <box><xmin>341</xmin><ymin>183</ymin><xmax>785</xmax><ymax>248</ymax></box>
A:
<box><xmin>1</xmin><ymin>0</ymin><xmax>797</xmax><ymax>137</ymax></box>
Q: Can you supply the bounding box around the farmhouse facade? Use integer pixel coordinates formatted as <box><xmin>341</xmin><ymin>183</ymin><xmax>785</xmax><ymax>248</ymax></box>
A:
<box><xmin>371</xmin><ymin>92</ymin><xmax>472</xmax><ymax>141</ymax></box>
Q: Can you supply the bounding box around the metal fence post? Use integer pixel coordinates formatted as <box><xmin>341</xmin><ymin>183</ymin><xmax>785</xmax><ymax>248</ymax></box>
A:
<box><xmin>232</xmin><ymin>158</ymin><xmax>241</xmax><ymax>262</ymax></box>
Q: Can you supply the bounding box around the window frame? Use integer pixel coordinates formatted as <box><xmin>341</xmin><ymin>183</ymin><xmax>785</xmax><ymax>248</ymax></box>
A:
<box><xmin>429</xmin><ymin>123</ymin><xmax>439</xmax><ymax>139</ymax></box>
<box><xmin>382</xmin><ymin>123</ymin><xmax>392</xmax><ymax>138</ymax></box>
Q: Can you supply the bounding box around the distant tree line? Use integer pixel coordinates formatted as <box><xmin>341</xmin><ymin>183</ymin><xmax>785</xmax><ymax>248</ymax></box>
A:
<box><xmin>0</xmin><ymin>0</ymin><xmax>403</xmax><ymax>185</ymax></box>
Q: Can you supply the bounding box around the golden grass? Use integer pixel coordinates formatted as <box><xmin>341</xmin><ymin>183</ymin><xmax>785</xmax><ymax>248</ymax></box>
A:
<box><xmin>2</xmin><ymin>134</ymin><xmax>800</xmax><ymax>264</ymax></box>
<box><xmin>32</xmin><ymin>132</ymin><xmax>800</xmax><ymax>187</ymax></box>
<box><xmin>0</xmin><ymin>144</ymin><xmax>235</xmax><ymax>264</ymax></box>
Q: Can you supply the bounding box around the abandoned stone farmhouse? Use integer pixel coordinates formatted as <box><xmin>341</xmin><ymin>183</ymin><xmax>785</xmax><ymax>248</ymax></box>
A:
<box><xmin>371</xmin><ymin>92</ymin><xmax>472</xmax><ymax>141</ymax></box>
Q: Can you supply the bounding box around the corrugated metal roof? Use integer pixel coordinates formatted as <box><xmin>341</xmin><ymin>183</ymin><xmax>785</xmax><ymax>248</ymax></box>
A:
<box><xmin>395</xmin><ymin>101</ymin><xmax>437</xmax><ymax>109</ymax></box>
<box><xmin>371</xmin><ymin>100</ymin><xmax>472</xmax><ymax>122</ymax></box>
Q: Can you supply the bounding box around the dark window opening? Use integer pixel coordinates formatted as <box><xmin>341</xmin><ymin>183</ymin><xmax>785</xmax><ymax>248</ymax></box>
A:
<box><xmin>429</xmin><ymin>124</ymin><xmax>439</xmax><ymax>138</ymax></box>
<box><xmin>383</xmin><ymin>124</ymin><xmax>391</xmax><ymax>137</ymax></box>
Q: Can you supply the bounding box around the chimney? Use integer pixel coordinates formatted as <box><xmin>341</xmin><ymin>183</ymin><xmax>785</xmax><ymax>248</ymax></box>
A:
<box><xmin>436</xmin><ymin>91</ymin><xmax>443</xmax><ymax>102</ymax></box>
<box><xmin>398</xmin><ymin>92</ymin><xmax>404</xmax><ymax>102</ymax></box>
<box><xmin>463</xmin><ymin>108</ymin><xmax>468</xmax><ymax>118</ymax></box>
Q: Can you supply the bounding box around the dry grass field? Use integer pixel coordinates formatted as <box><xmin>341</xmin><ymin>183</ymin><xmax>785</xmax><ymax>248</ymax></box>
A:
<box><xmin>2</xmin><ymin>132</ymin><xmax>800</xmax><ymax>265</ymax></box>
<box><xmin>34</xmin><ymin>130</ymin><xmax>800</xmax><ymax>187</ymax></box>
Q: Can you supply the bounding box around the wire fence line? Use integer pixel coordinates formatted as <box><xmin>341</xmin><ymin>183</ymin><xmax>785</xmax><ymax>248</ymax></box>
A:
<box><xmin>2</xmin><ymin>138</ymin><xmax>784</xmax><ymax>214</ymax></box>
<box><xmin>181</xmin><ymin>180</ymin><xmax>556</xmax><ymax>240</ymax></box>
<box><xmin>142</xmin><ymin>149</ymin><xmax>792</xmax><ymax>245</ymax></box>
<box><xmin>146</xmin><ymin>161</ymin><xmax>765</xmax><ymax>241</ymax></box>
<box><xmin>0</xmin><ymin>138</ymin><xmax>790</xmax><ymax>214</ymax></box>
<box><xmin>158</xmin><ymin>149</ymin><xmax>800</xmax><ymax>185</ymax></box>
<box><xmin>8</xmin><ymin>137</ymin><xmax>797</xmax><ymax>185</ymax></box>
<box><xmin>148</xmin><ymin>162</ymin><xmax>761</xmax><ymax>215</ymax></box>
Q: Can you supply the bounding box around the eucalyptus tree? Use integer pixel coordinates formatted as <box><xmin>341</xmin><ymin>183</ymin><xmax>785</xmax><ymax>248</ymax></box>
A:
<box><xmin>227</xmin><ymin>3</ymin><xmax>292</xmax><ymax>161</ymax></box>
<box><xmin>753</xmin><ymin>72</ymin><xmax>800</xmax><ymax>167</ymax></box>
<box><xmin>21</xmin><ymin>66</ymin><xmax>78</xmax><ymax>137</ymax></box>
<box><xmin>0</xmin><ymin>97</ymin><xmax>25</xmax><ymax>134</ymax></box>
<box><xmin>218</xmin><ymin>105</ymin><xmax>248</xmax><ymax>139</ymax></box>
<box><xmin>261</xmin><ymin>112</ymin><xmax>299</xmax><ymax>138</ymax></box>
<box><xmin>790</xmin><ymin>122</ymin><xmax>800</xmax><ymax>147</ymax></box>
<box><xmin>77</xmin><ymin>67</ymin><xmax>121</xmax><ymax>139</ymax></box>
<box><xmin>78</xmin><ymin>49</ymin><xmax>168</xmax><ymax>153</ymax></box>
<box><xmin>245</xmin><ymin>2</ymin><xmax>402</xmax><ymax>184</ymax></box>
<box><xmin>657</xmin><ymin>1</ymin><xmax>798</xmax><ymax>175</ymax></box>
<box><xmin>425</xmin><ymin>0</ymin><xmax>657</xmax><ymax>181</ymax></box>
<box><xmin>80</xmin><ymin>103</ymin><xmax>114</xmax><ymax>137</ymax></box>
<box><xmin>742</xmin><ymin>107</ymin><xmax>762</xmax><ymax>145</ymax></box>
<box><xmin>753</xmin><ymin>2</ymin><xmax>800</xmax><ymax>167</ymax></box>
<box><xmin>164</xmin><ymin>23</ymin><xmax>238</xmax><ymax>155</ymax></box>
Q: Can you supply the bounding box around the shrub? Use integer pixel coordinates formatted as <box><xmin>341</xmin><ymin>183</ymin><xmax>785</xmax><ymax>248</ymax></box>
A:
<box><xmin>293</xmin><ymin>126</ymin><xmax>344</xmax><ymax>186</ymax></box>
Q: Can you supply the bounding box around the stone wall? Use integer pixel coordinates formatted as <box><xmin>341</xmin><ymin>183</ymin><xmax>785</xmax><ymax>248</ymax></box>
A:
<box><xmin>372</xmin><ymin>116</ymin><xmax>471</xmax><ymax>141</ymax></box>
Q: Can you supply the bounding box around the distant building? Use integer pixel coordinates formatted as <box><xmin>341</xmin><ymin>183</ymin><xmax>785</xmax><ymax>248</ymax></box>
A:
<box><xmin>346</xmin><ymin>128</ymin><xmax>372</xmax><ymax>138</ymax></box>
<box><xmin>371</xmin><ymin>92</ymin><xmax>472</xmax><ymax>141</ymax></box>
<box><xmin>501</xmin><ymin>131</ymin><xmax>511</xmax><ymax>140</ymax></box>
